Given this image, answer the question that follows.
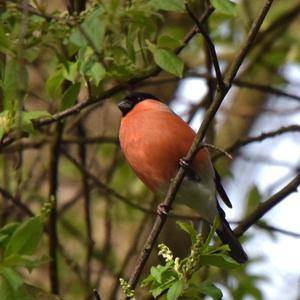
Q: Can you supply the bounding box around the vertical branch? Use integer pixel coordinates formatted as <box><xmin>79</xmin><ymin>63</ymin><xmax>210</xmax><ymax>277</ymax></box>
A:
<box><xmin>48</xmin><ymin>121</ymin><xmax>64</xmax><ymax>294</ymax></box>
<box><xmin>95</xmin><ymin>148</ymin><xmax>120</xmax><ymax>287</ymax></box>
<box><xmin>77</xmin><ymin>123</ymin><xmax>94</xmax><ymax>291</ymax></box>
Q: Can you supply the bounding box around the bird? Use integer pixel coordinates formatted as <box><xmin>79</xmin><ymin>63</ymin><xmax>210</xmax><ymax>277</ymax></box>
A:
<box><xmin>118</xmin><ymin>92</ymin><xmax>247</xmax><ymax>263</ymax></box>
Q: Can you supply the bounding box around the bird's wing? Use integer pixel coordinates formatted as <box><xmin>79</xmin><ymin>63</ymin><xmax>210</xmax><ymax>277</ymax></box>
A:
<box><xmin>214</xmin><ymin>167</ymin><xmax>232</xmax><ymax>208</ymax></box>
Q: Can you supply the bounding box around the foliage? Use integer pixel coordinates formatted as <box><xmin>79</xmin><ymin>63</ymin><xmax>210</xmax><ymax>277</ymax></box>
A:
<box><xmin>0</xmin><ymin>199</ymin><xmax>52</xmax><ymax>300</ymax></box>
<box><xmin>141</xmin><ymin>221</ymin><xmax>238</xmax><ymax>300</ymax></box>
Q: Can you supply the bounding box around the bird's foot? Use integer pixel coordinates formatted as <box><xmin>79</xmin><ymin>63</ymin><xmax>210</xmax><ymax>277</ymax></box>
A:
<box><xmin>179</xmin><ymin>157</ymin><xmax>190</xmax><ymax>169</ymax></box>
<box><xmin>157</xmin><ymin>203</ymin><xmax>169</xmax><ymax>216</ymax></box>
<box><xmin>179</xmin><ymin>158</ymin><xmax>200</xmax><ymax>181</ymax></box>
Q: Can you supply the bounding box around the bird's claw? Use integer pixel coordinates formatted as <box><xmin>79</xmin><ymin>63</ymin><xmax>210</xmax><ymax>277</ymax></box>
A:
<box><xmin>157</xmin><ymin>203</ymin><xmax>169</xmax><ymax>216</ymax></box>
<box><xmin>179</xmin><ymin>158</ymin><xmax>200</xmax><ymax>182</ymax></box>
<box><xmin>179</xmin><ymin>158</ymin><xmax>190</xmax><ymax>169</ymax></box>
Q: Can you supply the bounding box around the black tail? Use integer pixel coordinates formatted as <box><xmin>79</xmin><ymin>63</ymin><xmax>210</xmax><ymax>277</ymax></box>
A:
<box><xmin>216</xmin><ymin>202</ymin><xmax>248</xmax><ymax>264</ymax></box>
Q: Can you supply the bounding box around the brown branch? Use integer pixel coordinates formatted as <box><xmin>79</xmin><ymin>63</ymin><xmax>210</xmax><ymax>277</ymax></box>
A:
<box><xmin>94</xmin><ymin>149</ymin><xmax>120</xmax><ymax>288</ymax></box>
<box><xmin>230</xmin><ymin>220</ymin><xmax>300</xmax><ymax>238</ymax></box>
<box><xmin>48</xmin><ymin>122</ymin><xmax>64</xmax><ymax>294</ymax></box>
<box><xmin>77</xmin><ymin>124</ymin><xmax>94</xmax><ymax>289</ymax></box>
<box><xmin>234</xmin><ymin>172</ymin><xmax>300</xmax><ymax>237</ymax></box>
<box><xmin>232</xmin><ymin>79</ymin><xmax>300</xmax><ymax>102</ymax></box>
<box><xmin>0</xmin><ymin>136</ymin><xmax>119</xmax><ymax>153</ymax></box>
<box><xmin>213</xmin><ymin>125</ymin><xmax>300</xmax><ymax>160</ymax></box>
<box><xmin>127</xmin><ymin>0</ymin><xmax>274</xmax><ymax>292</ymax></box>
<box><xmin>256</xmin><ymin>2</ymin><xmax>300</xmax><ymax>44</ymax></box>
<box><xmin>138</xmin><ymin>74</ymin><xmax>300</xmax><ymax>103</ymax></box>
<box><xmin>186</xmin><ymin>72</ymin><xmax>300</xmax><ymax>102</ymax></box>
<box><xmin>60</xmin><ymin>148</ymin><xmax>155</xmax><ymax>215</ymax></box>
<box><xmin>0</xmin><ymin>187</ymin><xmax>34</xmax><ymax>217</ymax></box>
<box><xmin>255</xmin><ymin>222</ymin><xmax>300</xmax><ymax>238</ymax></box>
<box><xmin>225</xmin><ymin>0</ymin><xmax>274</xmax><ymax>85</ymax></box>
<box><xmin>185</xmin><ymin>4</ymin><xmax>225</xmax><ymax>92</ymax></box>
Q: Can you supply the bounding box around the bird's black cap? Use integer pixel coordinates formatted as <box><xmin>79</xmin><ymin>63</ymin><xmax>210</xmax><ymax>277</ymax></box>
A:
<box><xmin>118</xmin><ymin>92</ymin><xmax>160</xmax><ymax>116</ymax></box>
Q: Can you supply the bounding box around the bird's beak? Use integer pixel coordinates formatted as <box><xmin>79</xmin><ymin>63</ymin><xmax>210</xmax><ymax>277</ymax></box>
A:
<box><xmin>118</xmin><ymin>100</ymin><xmax>134</xmax><ymax>116</ymax></box>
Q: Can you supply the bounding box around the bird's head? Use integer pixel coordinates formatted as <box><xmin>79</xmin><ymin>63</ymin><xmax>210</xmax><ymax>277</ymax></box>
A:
<box><xmin>118</xmin><ymin>92</ymin><xmax>160</xmax><ymax>116</ymax></box>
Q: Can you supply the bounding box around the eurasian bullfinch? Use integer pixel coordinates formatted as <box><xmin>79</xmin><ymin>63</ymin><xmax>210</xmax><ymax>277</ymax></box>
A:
<box><xmin>118</xmin><ymin>92</ymin><xmax>247</xmax><ymax>263</ymax></box>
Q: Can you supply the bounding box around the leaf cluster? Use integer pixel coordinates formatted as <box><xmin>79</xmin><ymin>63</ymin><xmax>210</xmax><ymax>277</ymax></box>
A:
<box><xmin>141</xmin><ymin>221</ymin><xmax>239</xmax><ymax>300</ymax></box>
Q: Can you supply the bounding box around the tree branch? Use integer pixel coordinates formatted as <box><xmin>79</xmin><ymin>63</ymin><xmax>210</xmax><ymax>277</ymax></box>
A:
<box><xmin>48</xmin><ymin>122</ymin><xmax>64</xmax><ymax>294</ymax></box>
<box><xmin>213</xmin><ymin>125</ymin><xmax>300</xmax><ymax>160</ymax></box>
<box><xmin>185</xmin><ymin>4</ymin><xmax>225</xmax><ymax>92</ymax></box>
<box><xmin>234</xmin><ymin>172</ymin><xmax>300</xmax><ymax>237</ymax></box>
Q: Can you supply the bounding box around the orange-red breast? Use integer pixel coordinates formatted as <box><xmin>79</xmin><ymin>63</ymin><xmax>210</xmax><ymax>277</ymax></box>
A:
<box><xmin>118</xmin><ymin>92</ymin><xmax>247</xmax><ymax>263</ymax></box>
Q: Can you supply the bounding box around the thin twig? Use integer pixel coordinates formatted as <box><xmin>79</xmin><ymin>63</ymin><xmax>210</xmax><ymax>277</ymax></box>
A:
<box><xmin>201</xmin><ymin>143</ymin><xmax>232</xmax><ymax>160</ymax></box>
<box><xmin>187</xmin><ymin>72</ymin><xmax>300</xmax><ymax>102</ymax></box>
<box><xmin>234</xmin><ymin>172</ymin><xmax>300</xmax><ymax>237</ymax></box>
<box><xmin>230</xmin><ymin>220</ymin><xmax>300</xmax><ymax>238</ymax></box>
<box><xmin>0</xmin><ymin>187</ymin><xmax>34</xmax><ymax>217</ymax></box>
<box><xmin>77</xmin><ymin>123</ymin><xmax>94</xmax><ymax>289</ymax></box>
<box><xmin>213</xmin><ymin>125</ymin><xmax>300</xmax><ymax>160</ymax></box>
<box><xmin>225</xmin><ymin>0</ymin><xmax>274</xmax><ymax>85</ymax></box>
<box><xmin>185</xmin><ymin>4</ymin><xmax>225</xmax><ymax>92</ymax></box>
<box><xmin>60</xmin><ymin>148</ymin><xmax>155</xmax><ymax>215</ymax></box>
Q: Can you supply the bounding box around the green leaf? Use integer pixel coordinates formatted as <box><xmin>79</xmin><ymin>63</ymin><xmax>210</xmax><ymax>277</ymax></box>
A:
<box><xmin>202</xmin><ymin>218</ymin><xmax>219</xmax><ymax>251</ymax></box>
<box><xmin>63</xmin><ymin>61</ymin><xmax>79</xmax><ymax>83</ymax></box>
<box><xmin>22</xmin><ymin>111</ymin><xmax>52</xmax><ymax>134</ymax></box>
<box><xmin>167</xmin><ymin>279</ymin><xmax>183</xmax><ymax>300</ymax></box>
<box><xmin>62</xmin><ymin>83</ymin><xmax>81</xmax><ymax>110</ymax></box>
<box><xmin>3</xmin><ymin>255</ymin><xmax>49</xmax><ymax>272</ymax></box>
<box><xmin>151</xmin><ymin>47</ymin><xmax>184</xmax><ymax>77</ymax></box>
<box><xmin>201</xmin><ymin>253</ymin><xmax>240</xmax><ymax>269</ymax></box>
<box><xmin>148</xmin><ymin>0</ymin><xmax>185</xmax><ymax>12</ymax></box>
<box><xmin>151</xmin><ymin>279</ymin><xmax>176</xmax><ymax>298</ymax></box>
<box><xmin>176</xmin><ymin>221</ymin><xmax>198</xmax><ymax>244</ymax></box>
<box><xmin>211</xmin><ymin>0</ymin><xmax>237</xmax><ymax>16</ymax></box>
<box><xmin>246</xmin><ymin>185</ymin><xmax>261</xmax><ymax>214</ymax></box>
<box><xmin>90</xmin><ymin>62</ymin><xmax>106</xmax><ymax>85</ymax></box>
<box><xmin>69</xmin><ymin>7</ymin><xmax>106</xmax><ymax>51</ymax></box>
<box><xmin>199</xmin><ymin>281</ymin><xmax>223</xmax><ymax>300</ymax></box>
<box><xmin>23</xmin><ymin>111</ymin><xmax>51</xmax><ymax>121</ymax></box>
<box><xmin>4</xmin><ymin>216</ymin><xmax>43</xmax><ymax>257</ymax></box>
<box><xmin>0</xmin><ymin>223</ymin><xmax>20</xmax><ymax>247</ymax></box>
<box><xmin>0</xmin><ymin>273</ymin><xmax>18</xmax><ymax>300</ymax></box>
<box><xmin>0</xmin><ymin>22</ymin><xmax>10</xmax><ymax>54</ymax></box>
<box><xmin>149</xmin><ymin>262</ymin><xmax>174</xmax><ymax>284</ymax></box>
<box><xmin>3</xmin><ymin>58</ymin><xmax>18</xmax><ymax>110</ymax></box>
<box><xmin>47</xmin><ymin>68</ymin><xmax>64</xmax><ymax>99</ymax></box>
<box><xmin>0</xmin><ymin>268</ymin><xmax>23</xmax><ymax>292</ymax></box>
<box><xmin>157</xmin><ymin>35</ymin><xmax>182</xmax><ymax>50</ymax></box>
<box><xmin>0</xmin><ymin>111</ymin><xmax>12</xmax><ymax>140</ymax></box>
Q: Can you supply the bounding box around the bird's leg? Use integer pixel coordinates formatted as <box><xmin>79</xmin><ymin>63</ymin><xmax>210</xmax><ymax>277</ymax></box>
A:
<box><xmin>156</xmin><ymin>203</ymin><xmax>169</xmax><ymax>216</ymax></box>
<box><xmin>179</xmin><ymin>158</ymin><xmax>200</xmax><ymax>182</ymax></box>
<box><xmin>179</xmin><ymin>157</ymin><xmax>190</xmax><ymax>169</ymax></box>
